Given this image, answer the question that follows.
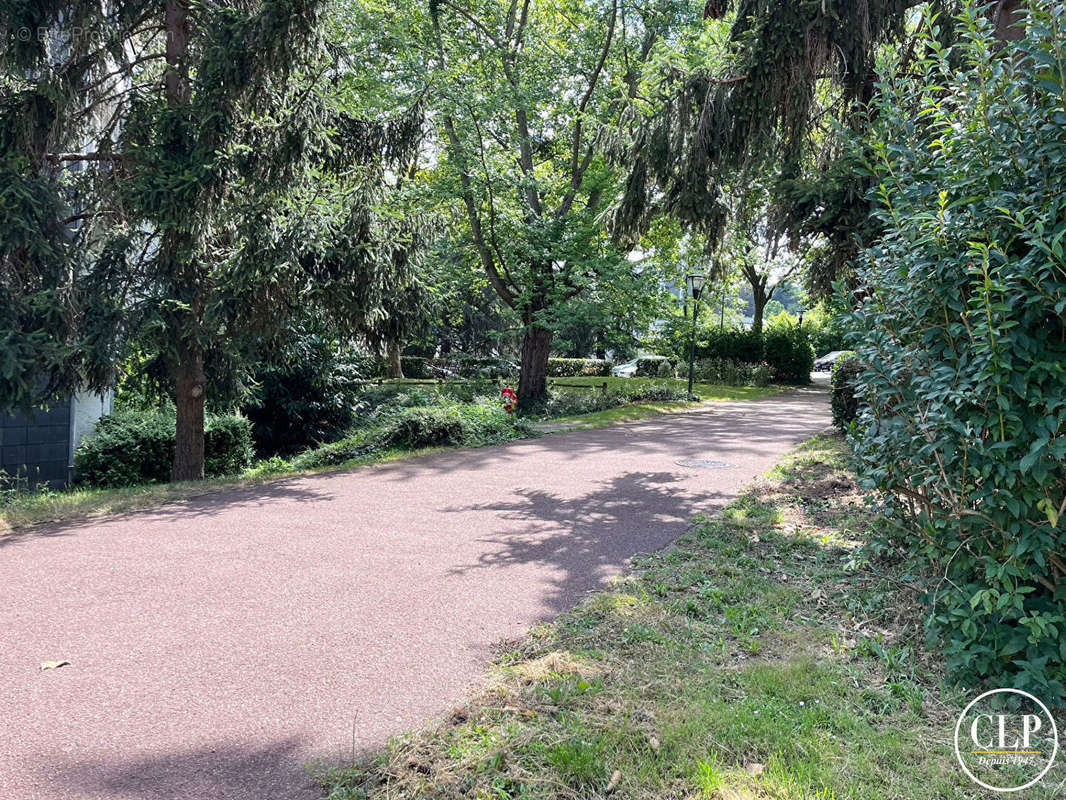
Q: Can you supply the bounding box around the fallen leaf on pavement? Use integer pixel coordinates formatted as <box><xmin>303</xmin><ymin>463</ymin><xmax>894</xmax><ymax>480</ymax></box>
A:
<box><xmin>40</xmin><ymin>660</ymin><xmax>70</xmax><ymax>671</ymax></box>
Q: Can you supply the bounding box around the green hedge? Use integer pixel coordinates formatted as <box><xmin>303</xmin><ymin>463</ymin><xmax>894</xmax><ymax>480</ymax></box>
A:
<box><xmin>693</xmin><ymin>358</ymin><xmax>771</xmax><ymax>387</ymax></box>
<box><xmin>763</xmin><ymin>327</ymin><xmax>814</xmax><ymax>384</ymax></box>
<box><xmin>829</xmin><ymin>353</ymin><xmax>860</xmax><ymax>430</ymax></box>
<box><xmin>547</xmin><ymin>357</ymin><xmax>613</xmax><ymax>377</ymax></box>
<box><xmin>75</xmin><ymin>410</ymin><xmax>253</xmax><ymax>487</ymax></box>
<box><xmin>659</xmin><ymin>326</ymin><xmax>814</xmax><ymax>384</ymax></box>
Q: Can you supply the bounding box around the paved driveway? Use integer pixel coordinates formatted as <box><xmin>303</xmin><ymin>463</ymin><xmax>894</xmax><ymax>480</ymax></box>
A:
<box><xmin>0</xmin><ymin>386</ymin><xmax>829</xmax><ymax>799</ymax></box>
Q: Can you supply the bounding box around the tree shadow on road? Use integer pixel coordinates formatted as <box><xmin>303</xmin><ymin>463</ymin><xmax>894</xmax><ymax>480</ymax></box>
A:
<box><xmin>443</xmin><ymin>470</ymin><xmax>731</xmax><ymax>616</ymax></box>
<box><xmin>45</xmin><ymin>737</ymin><xmax>321</xmax><ymax>800</ymax></box>
<box><xmin>0</xmin><ymin>478</ymin><xmax>334</xmax><ymax>550</ymax></box>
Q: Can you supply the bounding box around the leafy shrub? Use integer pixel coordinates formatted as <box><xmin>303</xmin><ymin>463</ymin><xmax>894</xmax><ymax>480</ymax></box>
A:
<box><xmin>400</xmin><ymin>356</ymin><xmax>431</xmax><ymax>379</ymax></box>
<box><xmin>693</xmin><ymin>358</ymin><xmax>771</xmax><ymax>387</ymax></box>
<box><xmin>203</xmin><ymin>414</ymin><xmax>255</xmax><ymax>476</ymax></box>
<box><xmin>829</xmin><ymin>353</ymin><xmax>860</xmax><ymax>430</ymax></box>
<box><xmin>635</xmin><ymin>356</ymin><xmax>677</xmax><ymax>377</ymax></box>
<box><xmin>243</xmin><ymin>339</ymin><xmax>366</xmax><ymax>455</ymax></box>
<box><xmin>763</xmin><ymin>327</ymin><xmax>814</xmax><ymax>384</ymax></box>
<box><xmin>75</xmin><ymin>410</ymin><xmax>253</xmax><ymax>487</ymax></box>
<box><xmin>537</xmin><ymin>383</ymin><xmax>689</xmax><ymax>418</ymax></box>
<box><xmin>293</xmin><ymin>401</ymin><xmax>526</xmax><ymax>469</ymax></box>
<box><xmin>547</xmin><ymin>358</ymin><xmax>613</xmax><ymax>377</ymax></box>
<box><xmin>850</xmin><ymin>6</ymin><xmax>1066</xmax><ymax>700</ymax></box>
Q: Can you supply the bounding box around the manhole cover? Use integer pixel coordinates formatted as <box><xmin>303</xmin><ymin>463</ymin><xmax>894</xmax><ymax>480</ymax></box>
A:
<box><xmin>676</xmin><ymin>458</ymin><xmax>735</xmax><ymax>469</ymax></box>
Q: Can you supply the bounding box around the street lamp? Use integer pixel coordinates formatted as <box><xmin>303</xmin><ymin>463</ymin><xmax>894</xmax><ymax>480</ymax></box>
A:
<box><xmin>686</xmin><ymin>273</ymin><xmax>706</xmax><ymax>397</ymax></box>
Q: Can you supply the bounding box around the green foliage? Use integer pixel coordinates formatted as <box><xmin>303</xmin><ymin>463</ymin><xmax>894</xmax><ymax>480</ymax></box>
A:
<box><xmin>849</xmin><ymin>4</ymin><xmax>1066</xmax><ymax>701</ymax></box>
<box><xmin>654</xmin><ymin>319</ymin><xmax>812</xmax><ymax>383</ymax></box>
<box><xmin>400</xmin><ymin>356</ymin><xmax>431</xmax><ymax>379</ymax></box>
<box><xmin>242</xmin><ymin>337</ymin><xmax>367</xmax><ymax>456</ymax></box>
<box><xmin>830</xmin><ymin>352</ymin><xmax>861</xmax><ymax>430</ymax></box>
<box><xmin>693</xmin><ymin>358</ymin><xmax>771</xmax><ymax>387</ymax></box>
<box><xmin>398</xmin><ymin>356</ymin><xmax>515</xmax><ymax>380</ymax></box>
<box><xmin>203</xmin><ymin>415</ymin><xmax>256</xmax><ymax>477</ymax></box>
<box><xmin>75</xmin><ymin>411</ymin><xmax>253</xmax><ymax>487</ymax></box>
<box><xmin>763</xmin><ymin>326</ymin><xmax>814</xmax><ymax>385</ymax></box>
<box><xmin>635</xmin><ymin>356</ymin><xmax>678</xmax><ymax>378</ymax></box>
<box><xmin>547</xmin><ymin>358</ymin><xmax>613</xmax><ymax>378</ymax></box>
<box><xmin>293</xmin><ymin>400</ymin><xmax>523</xmax><ymax>468</ymax></box>
<box><xmin>537</xmin><ymin>383</ymin><xmax>689</xmax><ymax>419</ymax></box>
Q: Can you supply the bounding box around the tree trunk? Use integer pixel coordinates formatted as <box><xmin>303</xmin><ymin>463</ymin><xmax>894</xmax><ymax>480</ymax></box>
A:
<box><xmin>517</xmin><ymin>326</ymin><xmax>552</xmax><ymax>405</ymax></box>
<box><xmin>172</xmin><ymin>344</ymin><xmax>206</xmax><ymax>481</ymax></box>
<box><xmin>385</xmin><ymin>340</ymin><xmax>404</xmax><ymax>378</ymax></box>
<box><xmin>751</xmin><ymin>290</ymin><xmax>766</xmax><ymax>335</ymax></box>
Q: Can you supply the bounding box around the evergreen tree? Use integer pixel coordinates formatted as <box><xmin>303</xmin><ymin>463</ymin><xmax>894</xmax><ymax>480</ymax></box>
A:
<box><xmin>0</xmin><ymin>0</ymin><xmax>421</xmax><ymax>479</ymax></box>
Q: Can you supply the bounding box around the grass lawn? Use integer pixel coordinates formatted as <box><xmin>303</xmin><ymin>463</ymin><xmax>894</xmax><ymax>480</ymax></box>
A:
<box><xmin>318</xmin><ymin>434</ymin><xmax>1063</xmax><ymax>800</ymax></box>
<box><xmin>547</xmin><ymin>375</ymin><xmax>782</xmax><ymax>402</ymax></box>
<box><xmin>0</xmin><ymin>378</ymin><xmax>778</xmax><ymax>534</ymax></box>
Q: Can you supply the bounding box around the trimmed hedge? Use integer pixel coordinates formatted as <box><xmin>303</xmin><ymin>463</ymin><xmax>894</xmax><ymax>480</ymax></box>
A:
<box><xmin>547</xmin><ymin>357</ymin><xmax>613</xmax><ymax>377</ymax></box>
<box><xmin>763</xmin><ymin>327</ymin><xmax>814</xmax><ymax>384</ymax></box>
<box><xmin>661</xmin><ymin>326</ymin><xmax>814</xmax><ymax>384</ymax></box>
<box><xmin>693</xmin><ymin>358</ymin><xmax>771</xmax><ymax>387</ymax></box>
<box><xmin>830</xmin><ymin>353</ymin><xmax>861</xmax><ymax>430</ymax></box>
<box><xmin>75</xmin><ymin>410</ymin><xmax>253</xmax><ymax>487</ymax></box>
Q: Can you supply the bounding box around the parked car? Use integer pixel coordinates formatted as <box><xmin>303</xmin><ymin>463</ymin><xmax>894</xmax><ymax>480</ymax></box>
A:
<box><xmin>814</xmin><ymin>351</ymin><xmax>848</xmax><ymax>372</ymax></box>
<box><xmin>612</xmin><ymin>359</ymin><xmax>639</xmax><ymax>378</ymax></box>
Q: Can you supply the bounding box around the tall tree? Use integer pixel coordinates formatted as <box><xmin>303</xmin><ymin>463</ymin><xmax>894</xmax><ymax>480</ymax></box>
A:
<box><xmin>0</xmin><ymin>0</ymin><xmax>421</xmax><ymax>479</ymax></box>
<box><xmin>342</xmin><ymin>0</ymin><xmax>698</xmax><ymax>402</ymax></box>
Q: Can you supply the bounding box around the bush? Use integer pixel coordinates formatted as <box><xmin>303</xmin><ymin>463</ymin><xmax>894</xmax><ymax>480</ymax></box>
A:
<box><xmin>75</xmin><ymin>410</ymin><xmax>254</xmax><ymax>487</ymax></box>
<box><xmin>536</xmin><ymin>382</ymin><xmax>689</xmax><ymax>418</ymax></box>
<box><xmin>400</xmin><ymin>356</ymin><xmax>431</xmax><ymax>379</ymax></box>
<box><xmin>547</xmin><ymin>358</ymin><xmax>613</xmax><ymax>377</ymax></box>
<box><xmin>243</xmin><ymin>339</ymin><xmax>366</xmax><ymax>455</ymax></box>
<box><xmin>829</xmin><ymin>353</ymin><xmax>860</xmax><ymax>430</ymax></box>
<box><xmin>635</xmin><ymin>356</ymin><xmax>677</xmax><ymax>377</ymax></box>
<box><xmin>293</xmin><ymin>401</ymin><xmax>526</xmax><ymax>469</ymax></box>
<box><xmin>850</xmin><ymin>7</ymin><xmax>1066</xmax><ymax>700</ymax></box>
<box><xmin>693</xmin><ymin>358</ymin><xmax>771</xmax><ymax>387</ymax></box>
<box><xmin>203</xmin><ymin>414</ymin><xmax>255</xmax><ymax>476</ymax></box>
<box><xmin>763</xmin><ymin>327</ymin><xmax>814</xmax><ymax>384</ymax></box>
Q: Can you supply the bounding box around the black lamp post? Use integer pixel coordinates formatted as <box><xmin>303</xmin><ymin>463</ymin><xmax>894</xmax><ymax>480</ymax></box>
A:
<box><xmin>686</xmin><ymin>273</ymin><xmax>706</xmax><ymax>397</ymax></box>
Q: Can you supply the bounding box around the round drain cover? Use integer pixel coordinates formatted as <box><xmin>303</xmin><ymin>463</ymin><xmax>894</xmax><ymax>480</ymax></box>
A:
<box><xmin>676</xmin><ymin>458</ymin><xmax>734</xmax><ymax>469</ymax></box>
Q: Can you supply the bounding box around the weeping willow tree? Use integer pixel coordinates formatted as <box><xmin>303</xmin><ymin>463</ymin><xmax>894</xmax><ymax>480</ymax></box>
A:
<box><xmin>0</xmin><ymin>0</ymin><xmax>423</xmax><ymax>479</ymax></box>
<box><xmin>618</xmin><ymin>0</ymin><xmax>1028</xmax><ymax>296</ymax></box>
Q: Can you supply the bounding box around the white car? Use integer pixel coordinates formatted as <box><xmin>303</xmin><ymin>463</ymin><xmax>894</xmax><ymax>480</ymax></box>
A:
<box><xmin>612</xmin><ymin>360</ymin><xmax>639</xmax><ymax>378</ymax></box>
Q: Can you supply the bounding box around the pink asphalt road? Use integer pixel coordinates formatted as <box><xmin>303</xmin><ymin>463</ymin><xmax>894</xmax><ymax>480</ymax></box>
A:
<box><xmin>1</xmin><ymin>386</ymin><xmax>829</xmax><ymax>800</ymax></box>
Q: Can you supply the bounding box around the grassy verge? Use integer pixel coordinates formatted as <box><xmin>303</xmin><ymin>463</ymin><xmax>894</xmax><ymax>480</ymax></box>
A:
<box><xmin>319</xmin><ymin>434</ymin><xmax>1058</xmax><ymax>800</ymax></box>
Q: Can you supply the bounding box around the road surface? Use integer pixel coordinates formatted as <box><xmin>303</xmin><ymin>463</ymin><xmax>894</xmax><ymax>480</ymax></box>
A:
<box><xmin>0</xmin><ymin>385</ymin><xmax>829</xmax><ymax>799</ymax></box>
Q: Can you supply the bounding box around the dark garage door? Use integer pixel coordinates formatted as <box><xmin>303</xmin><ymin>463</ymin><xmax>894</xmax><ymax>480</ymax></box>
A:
<box><xmin>0</xmin><ymin>402</ymin><xmax>72</xmax><ymax>489</ymax></box>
